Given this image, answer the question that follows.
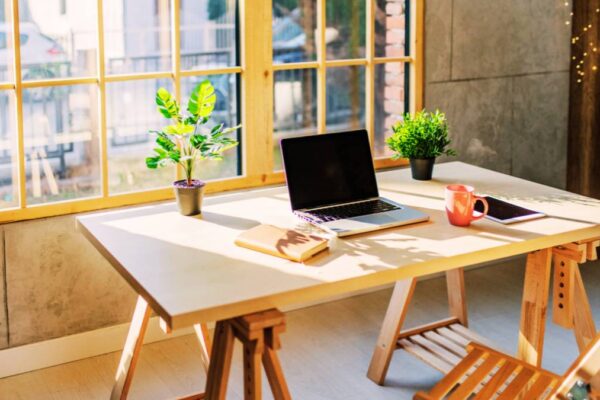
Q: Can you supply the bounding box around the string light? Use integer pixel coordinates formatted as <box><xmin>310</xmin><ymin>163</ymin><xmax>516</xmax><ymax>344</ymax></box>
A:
<box><xmin>566</xmin><ymin>1</ymin><xmax>599</xmax><ymax>83</ymax></box>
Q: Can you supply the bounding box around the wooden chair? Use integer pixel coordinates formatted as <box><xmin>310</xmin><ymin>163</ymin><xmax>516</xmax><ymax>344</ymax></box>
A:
<box><xmin>414</xmin><ymin>334</ymin><xmax>600</xmax><ymax>400</ymax></box>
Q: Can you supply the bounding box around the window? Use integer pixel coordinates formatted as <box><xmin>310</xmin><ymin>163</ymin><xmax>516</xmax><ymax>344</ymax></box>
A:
<box><xmin>0</xmin><ymin>0</ymin><xmax>421</xmax><ymax>222</ymax></box>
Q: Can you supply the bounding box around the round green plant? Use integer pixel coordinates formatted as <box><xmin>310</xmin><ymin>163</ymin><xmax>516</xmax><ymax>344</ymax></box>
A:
<box><xmin>145</xmin><ymin>80</ymin><xmax>240</xmax><ymax>186</ymax></box>
<box><xmin>386</xmin><ymin>110</ymin><xmax>456</xmax><ymax>160</ymax></box>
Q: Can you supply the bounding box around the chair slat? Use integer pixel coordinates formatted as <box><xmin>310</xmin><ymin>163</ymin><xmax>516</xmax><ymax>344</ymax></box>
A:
<box><xmin>523</xmin><ymin>373</ymin><xmax>558</xmax><ymax>400</ymax></box>
<box><xmin>448</xmin><ymin>354</ymin><xmax>503</xmax><ymax>400</ymax></box>
<box><xmin>437</xmin><ymin>327</ymin><xmax>470</xmax><ymax>347</ymax></box>
<box><xmin>450</xmin><ymin>324</ymin><xmax>498</xmax><ymax>349</ymax></box>
<box><xmin>428</xmin><ymin>348</ymin><xmax>487</xmax><ymax>399</ymax></box>
<box><xmin>496</xmin><ymin>368</ymin><xmax>536</xmax><ymax>400</ymax></box>
<box><xmin>399</xmin><ymin>339</ymin><xmax>454</xmax><ymax>373</ymax></box>
<box><xmin>473</xmin><ymin>361</ymin><xmax>521</xmax><ymax>400</ymax></box>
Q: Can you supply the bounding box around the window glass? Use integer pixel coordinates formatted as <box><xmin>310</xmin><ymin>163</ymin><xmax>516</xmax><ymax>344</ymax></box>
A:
<box><xmin>181</xmin><ymin>0</ymin><xmax>238</xmax><ymax>70</ymax></box>
<box><xmin>326</xmin><ymin>0</ymin><xmax>365</xmax><ymax>60</ymax></box>
<box><xmin>104</xmin><ymin>0</ymin><xmax>172</xmax><ymax>74</ymax></box>
<box><xmin>326</xmin><ymin>66</ymin><xmax>365</xmax><ymax>131</ymax></box>
<box><xmin>272</xmin><ymin>0</ymin><xmax>317</xmax><ymax>64</ymax></box>
<box><xmin>181</xmin><ymin>74</ymin><xmax>240</xmax><ymax>180</ymax></box>
<box><xmin>0</xmin><ymin>91</ymin><xmax>19</xmax><ymax>208</ymax></box>
<box><xmin>273</xmin><ymin>68</ymin><xmax>317</xmax><ymax>171</ymax></box>
<box><xmin>20</xmin><ymin>0</ymin><xmax>97</xmax><ymax>80</ymax></box>
<box><xmin>23</xmin><ymin>85</ymin><xmax>101</xmax><ymax>204</ymax></box>
<box><xmin>107</xmin><ymin>79</ymin><xmax>174</xmax><ymax>194</ymax></box>
<box><xmin>374</xmin><ymin>63</ymin><xmax>408</xmax><ymax>158</ymax></box>
<box><xmin>375</xmin><ymin>0</ymin><xmax>409</xmax><ymax>58</ymax></box>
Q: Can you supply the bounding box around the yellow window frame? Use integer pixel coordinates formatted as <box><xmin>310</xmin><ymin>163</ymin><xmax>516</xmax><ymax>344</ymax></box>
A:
<box><xmin>0</xmin><ymin>0</ymin><xmax>423</xmax><ymax>223</ymax></box>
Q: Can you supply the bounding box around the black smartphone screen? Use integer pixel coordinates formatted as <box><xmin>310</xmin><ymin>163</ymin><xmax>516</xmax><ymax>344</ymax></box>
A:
<box><xmin>474</xmin><ymin>196</ymin><xmax>541</xmax><ymax>221</ymax></box>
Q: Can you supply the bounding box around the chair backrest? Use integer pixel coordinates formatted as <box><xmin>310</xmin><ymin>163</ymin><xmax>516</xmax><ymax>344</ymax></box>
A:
<box><xmin>551</xmin><ymin>334</ymin><xmax>600</xmax><ymax>399</ymax></box>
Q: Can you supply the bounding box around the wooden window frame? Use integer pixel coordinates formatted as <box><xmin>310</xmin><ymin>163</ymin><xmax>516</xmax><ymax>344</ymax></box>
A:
<box><xmin>0</xmin><ymin>0</ymin><xmax>423</xmax><ymax>223</ymax></box>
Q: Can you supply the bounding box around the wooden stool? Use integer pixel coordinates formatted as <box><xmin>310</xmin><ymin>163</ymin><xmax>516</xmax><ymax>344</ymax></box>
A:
<box><xmin>414</xmin><ymin>334</ymin><xmax>600</xmax><ymax>400</ymax></box>
<box><xmin>205</xmin><ymin>309</ymin><xmax>291</xmax><ymax>400</ymax></box>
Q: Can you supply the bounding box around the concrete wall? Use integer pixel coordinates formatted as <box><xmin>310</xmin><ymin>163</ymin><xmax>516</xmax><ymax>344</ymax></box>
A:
<box><xmin>0</xmin><ymin>2</ymin><xmax>574</xmax><ymax>349</ymax></box>
<box><xmin>425</xmin><ymin>0</ymin><xmax>571</xmax><ymax>189</ymax></box>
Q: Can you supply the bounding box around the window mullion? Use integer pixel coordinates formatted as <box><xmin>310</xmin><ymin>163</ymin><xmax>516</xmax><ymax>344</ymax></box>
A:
<box><xmin>366</xmin><ymin>0</ymin><xmax>376</xmax><ymax>147</ymax></box>
<box><xmin>9</xmin><ymin>0</ymin><xmax>26</xmax><ymax>208</ymax></box>
<box><xmin>410</xmin><ymin>0</ymin><xmax>424</xmax><ymax>112</ymax></box>
<box><xmin>317</xmin><ymin>0</ymin><xmax>327</xmax><ymax>134</ymax></box>
<box><xmin>172</xmin><ymin>0</ymin><xmax>183</xmax><ymax>182</ymax></box>
<box><xmin>97</xmin><ymin>0</ymin><xmax>109</xmax><ymax>198</ymax></box>
<box><xmin>241</xmin><ymin>0</ymin><xmax>274</xmax><ymax>176</ymax></box>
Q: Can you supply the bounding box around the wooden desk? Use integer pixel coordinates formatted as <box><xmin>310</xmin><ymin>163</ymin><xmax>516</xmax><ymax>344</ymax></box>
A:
<box><xmin>78</xmin><ymin>162</ymin><xmax>600</xmax><ymax>399</ymax></box>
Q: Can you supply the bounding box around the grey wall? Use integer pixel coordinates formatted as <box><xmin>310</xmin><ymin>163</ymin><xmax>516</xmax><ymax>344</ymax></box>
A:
<box><xmin>0</xmin><ymin>1</ymin><xmax>574</xmax><ymax>349</ymax></box>
<box><xmin>425</xmin><ymin>0</ymin><xmax>571</xmax><ymax>188</ymax></box>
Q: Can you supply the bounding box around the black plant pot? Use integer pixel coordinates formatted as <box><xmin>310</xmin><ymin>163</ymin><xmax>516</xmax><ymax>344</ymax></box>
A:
<box><xmin>409</xmin><ymin>158</ymin><xmax>436</xmax><ymax>181</ymax></box>
<box><xmin>173</xmin><ymin>179</ymin><xmax>206</xmax><ymax>216</ymax></box>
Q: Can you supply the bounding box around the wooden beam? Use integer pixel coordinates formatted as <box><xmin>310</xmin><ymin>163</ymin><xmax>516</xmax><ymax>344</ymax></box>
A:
<box><xmin>567</xmin><ymin>0</ymin><xmax>600</xmax><ymax>197</ymax></box>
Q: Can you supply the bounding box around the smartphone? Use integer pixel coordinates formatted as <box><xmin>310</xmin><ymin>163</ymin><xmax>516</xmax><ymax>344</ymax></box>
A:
<box><xmin>474</xmin><ymin>196</ymin><xmax>546</xmax><ymax>224</ymax></box>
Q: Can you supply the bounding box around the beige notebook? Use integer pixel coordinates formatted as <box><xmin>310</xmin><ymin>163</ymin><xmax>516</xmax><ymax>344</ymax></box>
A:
<box><xmin>235</xmin><ymin>224</ymin><xmax>328</xmax><ymax>262</ymax></box>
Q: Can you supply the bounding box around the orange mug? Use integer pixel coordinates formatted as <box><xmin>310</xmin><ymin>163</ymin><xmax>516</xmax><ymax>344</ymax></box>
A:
<box><xmin>445</xmin><ymin>184</ymin><xmax>489</xmax><ymax>227</ymax></box>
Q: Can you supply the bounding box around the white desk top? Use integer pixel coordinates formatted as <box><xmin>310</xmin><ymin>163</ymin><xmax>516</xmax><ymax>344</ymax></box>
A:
<box><xmin>78</xmin><ymin>162</ymin><xmax>600</xmax><ymax>329</ymax></box>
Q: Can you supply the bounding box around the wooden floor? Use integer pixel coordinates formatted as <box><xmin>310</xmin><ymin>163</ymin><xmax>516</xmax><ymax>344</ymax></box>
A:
<box><xmin>1</xmin><ymin>257</ymin><xmax>599</xmax><ymax>400</ymax></box>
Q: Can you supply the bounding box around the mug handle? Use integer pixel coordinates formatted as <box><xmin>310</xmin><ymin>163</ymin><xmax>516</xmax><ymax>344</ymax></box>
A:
<box><xmin>471</xmin><ymin>196</ymin><xmax>489</xmax><ymax>221</ymax></box>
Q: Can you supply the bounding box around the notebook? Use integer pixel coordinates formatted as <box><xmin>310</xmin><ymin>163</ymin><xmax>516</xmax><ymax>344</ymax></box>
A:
<box><xmin>235</xmin><ymin>224</ymin><xmax>328</xmax><ymax>262</ymax></box>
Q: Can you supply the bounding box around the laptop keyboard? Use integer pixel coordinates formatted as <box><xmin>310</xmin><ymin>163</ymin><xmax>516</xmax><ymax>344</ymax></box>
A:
<box><xmin>300</xmin><ymin>199</ymin><xmax>401</xmax><ymax>223</ymax></box>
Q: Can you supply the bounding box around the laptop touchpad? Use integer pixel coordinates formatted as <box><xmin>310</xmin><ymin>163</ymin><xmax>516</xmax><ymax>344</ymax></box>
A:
<box><xmin>352</xmin><ymin>213</ymin><xmax>397</xmax><ymax>225</ymax></box>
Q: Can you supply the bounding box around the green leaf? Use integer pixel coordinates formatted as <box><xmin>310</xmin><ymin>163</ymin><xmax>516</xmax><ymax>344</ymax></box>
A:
<box><xmin>165</xmin><ymin>123</ymin><xmax>195</xmax><ymax>135</ymax></box>
<box><xmin>155</xmin><ymin>132</ymin><xmax>176</xmax><ymax>151</ymax></box>
<box><xmin>187</xmin><ymin>80</ymin><xmax>216</xmax><ymax>118</ymax></box>
<box><xmin>145</xmin><ymin>156</ymin><xmax>160</xmax><ymax>169</ymax></box>
<box><xmin>155</xmin><ymin>88</ymin><xmax>180</xmax><ymax>120</ymax></box>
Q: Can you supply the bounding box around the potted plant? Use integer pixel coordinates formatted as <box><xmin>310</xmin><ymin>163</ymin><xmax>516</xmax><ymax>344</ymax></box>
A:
<box><xmin>386</xmin><ymin>110</ymin><xmax>456</xmax><ymax>181</ymax></box>
<box><xmin>146</xmin><ymin>80</ymin><xmax>240</xmax><ymax>216</ymax></box>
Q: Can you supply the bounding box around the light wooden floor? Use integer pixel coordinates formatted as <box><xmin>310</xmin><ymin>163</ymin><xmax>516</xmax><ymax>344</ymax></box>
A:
<box><xmin>1</xmin><ymin>257</ymin><xmax>599</xmax><ymax>400</ymax></box>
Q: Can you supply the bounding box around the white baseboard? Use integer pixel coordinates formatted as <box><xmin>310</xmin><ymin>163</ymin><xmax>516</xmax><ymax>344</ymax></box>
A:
<box><xmin>0</xmin><ymin>258</ymin><xmax>520</xmax><ymax>379</ymax></box>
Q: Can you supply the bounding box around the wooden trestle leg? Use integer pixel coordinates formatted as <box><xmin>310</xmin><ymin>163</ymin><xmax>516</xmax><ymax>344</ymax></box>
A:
<box><xmin>205</xmin><ymin>309</ymin><xmax>291</xmax><ymax>400</ymax></box>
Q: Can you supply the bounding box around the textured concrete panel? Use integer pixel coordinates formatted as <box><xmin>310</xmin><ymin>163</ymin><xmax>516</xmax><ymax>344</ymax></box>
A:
<box><xmin>425</xmin><ymin>78</ymin><xmax>513</xmax><ymax>174</ymax></box>
<box><xmin>511</xmin><ymin>72</ymin><xmax>569</xmax><ymax>189</ymax></box>
<box><xmin>0</xmin><ymin>228</ymin><xmax>7</xmax><ymax>349</ymax></box>
<box><xmin>425</xmin><ymin>0</ymin><xmax>452</xmax><ymax>82</ymax></box>
<box><xmin>5</xmin><ymin>215</ymin><xmax>137</xmax><ymax>346</ymax></box>
<box><xmin>452</xmin><ymin>0</ymin><xmax>571</xmax><ymax>79</ymax></box>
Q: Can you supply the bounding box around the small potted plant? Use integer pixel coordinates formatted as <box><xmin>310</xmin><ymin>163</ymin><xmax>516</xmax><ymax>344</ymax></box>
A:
<box><xmin>146</xmin><ymin>80</ymin><xmax>240</xmax><ymax>216</ymax></box>
<box><xmin>386</xmin><ymin>110</ymin><xmax>456</xmax><ymax>181</ymax></box>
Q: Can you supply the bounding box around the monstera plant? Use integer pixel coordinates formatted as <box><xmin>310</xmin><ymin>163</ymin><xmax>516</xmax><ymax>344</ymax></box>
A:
<box><xmin>146</xmin><ymin>80</ymin><xmax>240</xmax><ymax>215</ymax></box>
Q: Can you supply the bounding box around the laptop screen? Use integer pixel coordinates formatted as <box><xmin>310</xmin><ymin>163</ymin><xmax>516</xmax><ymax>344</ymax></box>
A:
<box><xmin>281</xmin><ymin>130</ymin><xmax>379</xmax><ymax>211</ymax></box>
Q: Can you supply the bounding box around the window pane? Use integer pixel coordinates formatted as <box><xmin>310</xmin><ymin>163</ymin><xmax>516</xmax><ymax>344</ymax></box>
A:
<box><xmin>0</xmin><ymin>1</ymin><xmax>14</xmax><ymax>82</ymax></box>
<box><xmin>20</xmin><ymin>0</ymin><xmax>97</xmax><ymax>80</ymax></box>
<box><xmin>181</xmin><ymin>74</ymin><xmax>240</xmax><ymax>180</ymax></box>
<box><xmin>374</xmin><ymin>63</ymin><xmax>408</xmax><ymax>158</ymax></box>
<box><xmin>0</xmin><ymin>90</ymin><xmax>19</xmax><ymax>208</ymax></box>
<box><xmin>375</xmin><ymin>0</ymin><xmax>408</xmax><ymax>58</ymax></box>
<box><xmin>326</xmin><ymin>0</ymin><xmax>365</xmax><ymax>60</ymax></box>
<box><xmin>273</xmin><ymin>68</ymin><xmax>317</xmax><ymax>171</ymax></box>
<box><xmin>326</xmin><ymin>66</ymin><xmax>365</xmax><ymax>131</ymax></box>
<box><xmin>273</xmin><ymin>0</ymin><xmax>317</xmax><ymax>64</ymax></box>
<box><xmin>23</xmin><ymin>85</ymin><xmax>101</xmax><ymax>204</ymax></box>
<box><xmin>107</xmin><ymin>79</ymin><xmax>175</xmax><ymax>194</ymax></box>
<box><xmin>104</xmin><ymin>0</ymin><xmax>172</xmax><ymax>74</ymax></box>
<box><xmin>180</xmin><ymin>0</ymin><xmax>238</xmax><ymax>70</ymax></box>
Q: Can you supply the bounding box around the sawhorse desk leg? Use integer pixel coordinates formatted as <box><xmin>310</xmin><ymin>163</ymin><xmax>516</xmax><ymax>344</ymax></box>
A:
<box><xmin>367</xmin><ymin>268</ymin><xmax>469</xmax><ymax>385</ymax></box>
<box><xmin>110</xmin><ymin>296</ymin><xmax>212</xmax><ymax>400</ymax></box>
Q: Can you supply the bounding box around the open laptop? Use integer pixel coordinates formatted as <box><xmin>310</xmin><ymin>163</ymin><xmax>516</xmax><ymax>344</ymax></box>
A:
<box><xmin>280</xmin><ymin>130</ymin><xmax>429</xmax><ymax>237</ymax></box>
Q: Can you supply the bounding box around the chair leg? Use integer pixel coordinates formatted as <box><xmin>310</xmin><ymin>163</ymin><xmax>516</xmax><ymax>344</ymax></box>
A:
<box><xmin>367</xmin><ymin>278</ymin><xmax>417</xmax><ymax>385</ymax></box>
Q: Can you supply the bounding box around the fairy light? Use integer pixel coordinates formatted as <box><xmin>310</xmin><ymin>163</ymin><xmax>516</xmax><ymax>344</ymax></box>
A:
<box><xmin>566</xmin><ymin>1</ymin><xmax>599</xmax><ymax>83</ymax></box>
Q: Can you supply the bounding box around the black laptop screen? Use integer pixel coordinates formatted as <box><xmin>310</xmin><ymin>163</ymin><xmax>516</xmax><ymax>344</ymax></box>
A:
<box><xmin>280</xmin><ymin>130</ymin><xmax>379</xmax><ymax>211</ymax></box>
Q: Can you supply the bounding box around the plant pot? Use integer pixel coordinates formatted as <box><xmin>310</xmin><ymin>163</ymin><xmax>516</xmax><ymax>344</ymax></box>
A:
<box><xmin>173</xmin><ymin>179</ymin><xmax>206</xmax><ymax>216</ymax></box>
<box><xmin>409</xmin><ymin>158</ymin><xmax>436</xmax><ymax>181</ymax></box>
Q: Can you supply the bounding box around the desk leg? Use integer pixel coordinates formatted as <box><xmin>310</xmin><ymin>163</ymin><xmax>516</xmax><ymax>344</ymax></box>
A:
<box><xmin>367</xmin><ymin>278</ymin><xmax>417</xmax><ymax>385</ymax></box>
<box><xmin>517</xmin><ymin>249</ymin><xmax>552</xmax><ymax>366</ymax></box>
<box><xmin>205</xmin><ymin>321</ymin><xmax>235</xmax><ymax>400</ymax></box>
<box><xmin>446</xmin><ymin>268</ymin><xmax>468</xmax><ymax>327</ymax></box>
<box><xmin>572</xmin><ymin>266</ymin><xmax>597</xmax><ymax>352</ymax></box>
<box><xmin>111</xmin><ymin>296</ymin><xmax>152</xmax><ymax>400</ymax></box>
<box><xmin>194</xmin><ymin>323</ymin><xmax>212</xmax><ymax>373</ymax></box>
